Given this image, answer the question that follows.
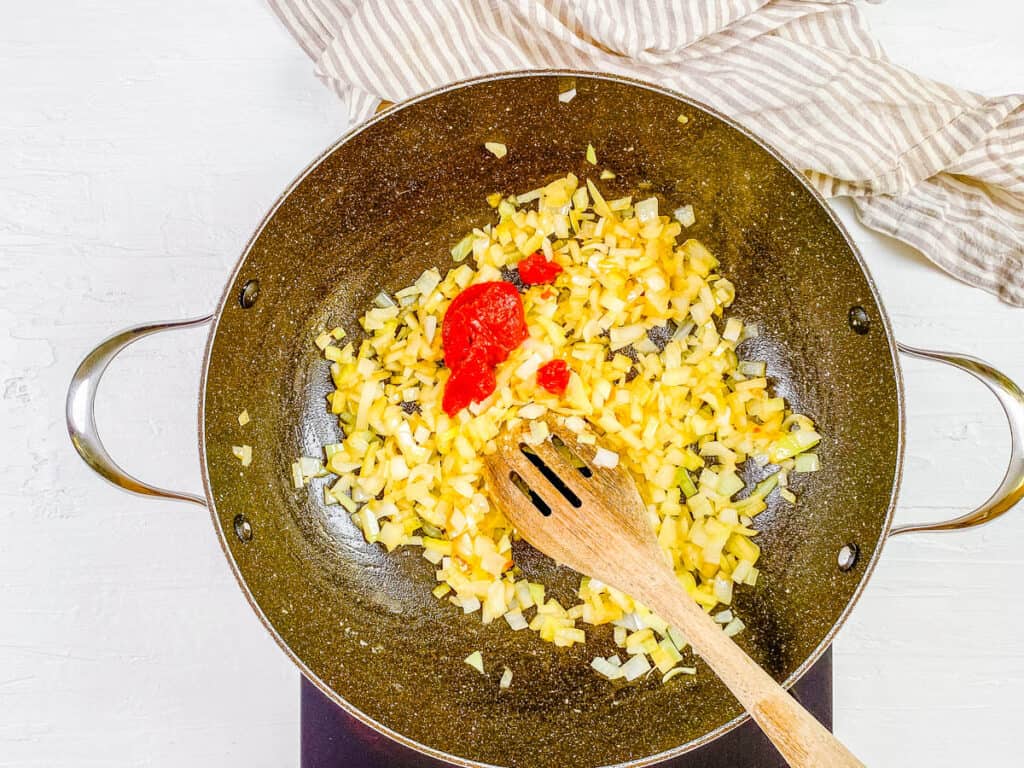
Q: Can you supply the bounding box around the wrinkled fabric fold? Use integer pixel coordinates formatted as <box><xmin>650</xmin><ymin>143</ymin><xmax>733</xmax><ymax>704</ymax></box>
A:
<box><xmin>269</xmin><ymin>0</ymin><xmax>1024</xmax><ymax>305</ymax></box>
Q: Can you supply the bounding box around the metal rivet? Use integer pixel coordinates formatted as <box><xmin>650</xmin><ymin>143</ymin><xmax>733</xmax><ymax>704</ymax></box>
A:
<box><xmin>837</xmin><ymin>543</ymin><xmax>859</xmax><ymax>571</ymax></box>
<box><xmin>847</xmin><ymin>306</ymin><xmax>870</xmax><ymax>335</ymax></box>
<box><xmin>233</xmin><ymin>514</ymin><xmax>253</xmax><ymax>542</ymax></box>
<box><xmin>239</xmin><ymin>279</ymin><xmax>260</xmax><ymax>309</ymax></box>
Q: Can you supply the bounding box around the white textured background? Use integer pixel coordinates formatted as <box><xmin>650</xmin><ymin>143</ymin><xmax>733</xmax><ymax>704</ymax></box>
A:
<box><xmin>1</xmin><ymin>2</ymin><xmax>1022</xmax><ymax>766</ymax></box>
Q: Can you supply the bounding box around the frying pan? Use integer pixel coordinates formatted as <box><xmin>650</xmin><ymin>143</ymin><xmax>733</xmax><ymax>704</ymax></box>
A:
<box><xmin>66</xmin><ymin>72</ymin><xmax>1024</xmax><ymax>767</ymax></box>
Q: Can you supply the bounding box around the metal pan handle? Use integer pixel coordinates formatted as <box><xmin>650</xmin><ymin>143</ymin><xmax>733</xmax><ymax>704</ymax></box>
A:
<box><xmin>66</xmin><ymin>316</ymin><xmax>213</xmax><ymax>507</ymax></box>
<box><xmin>890</xmin><ymin>343</ymin><xmax>1024</xmax><ymax>536</ymax></box>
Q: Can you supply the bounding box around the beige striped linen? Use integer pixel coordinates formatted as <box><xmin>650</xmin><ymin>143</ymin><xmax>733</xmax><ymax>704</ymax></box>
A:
<box><xmin>269</xmin><ymin>0</ymin><xmax>1024</xmax><ymax>306</ymax></box>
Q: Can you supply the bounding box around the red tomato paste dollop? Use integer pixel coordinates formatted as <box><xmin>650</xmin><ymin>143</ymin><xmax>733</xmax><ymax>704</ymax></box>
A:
<box><xmin>517</xmin><ymin>251</ymin><xmax>563</xmax><ymax>285</ymax></box>
<box><xmin>441</xmin><ymin>281</ymin><xmax>528</xmax><ymax>416</ymax></box>
<box><xmin>537</xmin><ymin>359</ymin><xmax>571</xmax><ymax>395</ymax></box>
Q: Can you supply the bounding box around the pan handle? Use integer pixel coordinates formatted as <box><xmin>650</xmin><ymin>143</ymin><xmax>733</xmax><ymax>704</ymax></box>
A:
<box><xmin>66</xmin><ymin>315</ymin><xmax>213</xmax><ymax>507</ymax></box>
<box><xmin>890</xmin><ymin>343</ymin><xmax>1024</xmax><ymax>536</ymax></box>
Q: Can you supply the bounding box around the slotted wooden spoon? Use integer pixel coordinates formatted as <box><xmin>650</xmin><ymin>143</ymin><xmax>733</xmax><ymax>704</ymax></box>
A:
<box><xmin>483</xmin><ymin>419</ymin><xmax>864</xmax><ymax>768</ymax></box>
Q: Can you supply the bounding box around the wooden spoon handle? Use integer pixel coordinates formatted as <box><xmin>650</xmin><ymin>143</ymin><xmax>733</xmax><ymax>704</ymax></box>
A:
<box><xmin>641</xmin><ymin>574</ymin><xmax>865</xmax><ymax>768</ymax></box>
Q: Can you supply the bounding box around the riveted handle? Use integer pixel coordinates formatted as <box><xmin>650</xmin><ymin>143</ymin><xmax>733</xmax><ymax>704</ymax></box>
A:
<box><xmin>890</xmin><ymin>343</ymin><xmax>1024</xmax><ymax>536</ymax></box>
<box><xmin>66</xmin><ymin>315</ymin><xmax>213</xmax><ymax>507</ymax></box>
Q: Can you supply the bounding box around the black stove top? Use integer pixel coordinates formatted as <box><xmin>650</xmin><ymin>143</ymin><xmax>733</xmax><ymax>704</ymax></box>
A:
<box><xmin>300</xmin><ymin>648</ymin><xmax>832</xmax><ymax>767</ymax></box>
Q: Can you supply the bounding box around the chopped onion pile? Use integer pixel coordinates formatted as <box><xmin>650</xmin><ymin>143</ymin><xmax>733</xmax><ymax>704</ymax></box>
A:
<box><xmin>303</xmin><ymin>172</ymin><xmax>822</xmax><ymax>685</ymax></box>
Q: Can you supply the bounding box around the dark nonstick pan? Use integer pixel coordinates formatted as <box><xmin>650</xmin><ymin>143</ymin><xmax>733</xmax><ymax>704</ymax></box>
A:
<box><xmin>66</xmin><ymin>72</ymin><xmax>1024</xmax><ymax>768</ymax></box>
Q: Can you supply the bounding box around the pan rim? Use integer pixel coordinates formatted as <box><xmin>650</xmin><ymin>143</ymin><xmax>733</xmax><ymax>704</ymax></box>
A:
<box><xmin>197</xmin><ymin>69</ymin><xmax>906</xmax><ymax>768</ymax></box>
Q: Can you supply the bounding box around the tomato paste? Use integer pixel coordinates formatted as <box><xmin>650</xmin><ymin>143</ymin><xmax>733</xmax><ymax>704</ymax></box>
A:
<box><xmin>537</xmin><ymin>359</ymin><xmax>571</xmax><ymax>395</ymax></box>
<box><xmin>441</xmin><ymin>281</ymin><xmax>527</xmax><ymax>416</ymax></box>
<box><xmin>517</xmin><ymin>251</ymin><xmax>563</xmax><ymax>285</ymax></box>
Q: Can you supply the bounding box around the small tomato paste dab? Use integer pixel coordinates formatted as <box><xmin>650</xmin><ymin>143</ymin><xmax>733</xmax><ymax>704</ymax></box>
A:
<box><xmin>517</xmin><ymin>251</ymin><xmax>563</xmax><ymax>285</ymax></box>
<box><xmin>537</xmin><ymin>359</ymin><xmax>571</xmax><ymax>395</ymax></box>
<box><xmin>441</xmin><ymin>282</ymin><xmax>527</xmax><ymax>416</ymax></box>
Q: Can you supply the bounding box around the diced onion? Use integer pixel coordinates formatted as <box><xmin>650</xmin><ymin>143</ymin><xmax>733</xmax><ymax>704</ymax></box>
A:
<box><xmin>450</xmin><ymin>233</ymin><xmax>474</xmax><ymax>262</ymax></box>
<box><xmin>504</xmin><ymin>610</ymin><xmax>528</xmax><ymax>631</ymax></box>
<box><xmin>635</xmin><ymin>197</ymin><xmax>659</xmax><ymax>223</ymax></box>
<box><xmin>423</xmin><ymin>315</ymin><xmax>437</xmax><ymax>343</ymax></box>
<box><xmin>585</xmin><ymin>143</ymin><xmax>597</xmax><ymax>165</ymax></box>
<box><xmin>769</xmin><ymin>429</ymin><xmax>821</xmax><ymax>462</ymax></box>
<box><xmin>518</xmin><ymin>403</ymin><xmax>547</xmax><ymax>420</ymax></box>
<box><xmin>713</xmin><ymin>576</ymin><xmax>733</xmax><ymax>606</ymax></box>
<box><xmin>298</xmin><ymin>456</ymin><xmax>323</xmax><ymax>478</ymax></box>
<box><xmin>667</xmin><ymin>627</ymin><xmax>688</xmax><ymax>651</ymax></box>
<box><xmin>523</xmin><ymin>419</ymin><xmax>549</xmax><ymax>445</ymax></box>
<box><xmin>558</xmin><ymin>88</ymin><xmax>577</xmax><ymax>103</ymax></box>
<box><xmin>464</xmin><ymin>651</ymin><xmax>485</xmax><ymax>674</ymax></box>
<box><xmin>609</xmin><ymin>324</ymin><xmax>646</xmax><ymax>350</ymax></box>
<box><xmin>563</xmin><ymin>416</ymin><xmax>586</xmax><ymax>433</ymax></box>
<box><xmin>634</xmin><ymin>336</ymin><xmax>658</xmax><ymax>354</ymax></box>
<box><xmin>794</xmin><ymin>453</ymin><xmax>820</xmax><ymax>473</ymax></box>
<box><xmin>738</xmin><ymin>360</ymin><xmax>766</xmax><ymax>377</ymax></box>
<box><xmin>593</xmin><ymin>447</ymin><xmax>619</xmax><ymax>469</ymax></box>
<box><xmin>722</xmin><ymin>318</ymin><xmax>743</xmax><ymax>342</ymax></box>
<box><xmin>615</xmin><ymin>612</ymin><xmax>643</xmax><ymax>632</ymax></box>
<box><xmin>671</xmin><ymin>322</ymin><xmax>695</xmax><ymax>342</ymax></box>
<box><xmin>662</xmin><ymin>666</ymin><xmax>697</xmax><ymax>684</ymax></box>
<box><xmin>231</xmin><ymin>445</ymin><xmax>252</xmax><ymax>467</ymax></box>
<box><xmin>356</xmin><ymin>507</ymin><xmax>380</xmax><ymax>541</ymax></box>
<box><xmin>417</xmin><ymin>269</ymin><xmax>441</xmax><ymax>297</ymax></box>
<box><xmin>499</xmin><ymin>666</ymin><xmax>513</xmax><ymax>689</ymax></box>
<box><xmin>484</xmin><ymin>142</ymin><xmax>507</xmax><ymax>159</ymax></box>
<box><xmin>723</xmin><ymin>617</ymin><xmax>746</xmax><ymax>638</ymax></box>
<box><xmin>674</xmin><ymin>205</ymin><xmax>695</xmax><ymax>228</ymax></box>
<box><xmin>591</xmin><ymin>656</ymin><xmax>623</xmax><ymax>680</ymax></box>
<box><xmin>372</xmin><ymin>291</ymin><xmax>396</xmax><ymax>308</ymax></box>
<box><xmin>237</xmin><ymin>409</ymin><xmax>250</xmax><ymax>426</ymax></box>
<box><xmin>620</xmin><ymin>653</ymin><xmax>651</xmax><ymax>681</ymax></box>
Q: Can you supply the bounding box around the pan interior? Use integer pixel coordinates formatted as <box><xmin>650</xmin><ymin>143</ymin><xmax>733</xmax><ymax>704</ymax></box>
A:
<box><xmin>202</xmin><ymin>73</ymin><xmax>899</xmax><ymax>768</ymax></box>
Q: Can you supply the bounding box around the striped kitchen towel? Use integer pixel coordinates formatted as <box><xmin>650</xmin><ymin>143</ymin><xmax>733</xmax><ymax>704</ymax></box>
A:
<box><xmin>269</xmin><ymin>0</ymin><xmax>1024</xmax><ymax>306</ymax></box>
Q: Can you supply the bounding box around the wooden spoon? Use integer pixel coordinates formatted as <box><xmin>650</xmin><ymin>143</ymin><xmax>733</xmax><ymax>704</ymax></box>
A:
<box><xmin>483</xmin><ymin>419</ymin><xmax>864</xmax><ymax>768</ymax></box>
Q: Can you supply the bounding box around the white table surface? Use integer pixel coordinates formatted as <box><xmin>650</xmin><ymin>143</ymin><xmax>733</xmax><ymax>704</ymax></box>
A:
<box><xmin>2</xmin><ymin>2</ymin><xmax>1022</xmax><ymax>766</ymax></box>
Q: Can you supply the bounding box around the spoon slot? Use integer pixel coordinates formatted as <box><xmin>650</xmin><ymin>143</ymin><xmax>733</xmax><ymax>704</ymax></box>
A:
<box><xmin>518</xmin><ymin>442</ymin><xmax>583</xmax><ymax>508</ymax></box>
<box><xmin>508</xmin><ymin>469</ymin><xmax>553</xmax><ymax>516</ymax></box>
<box><xmin>551</xmin><ymin>434</ymin><xmax>593</xmax><ymax>478</ymax></box>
